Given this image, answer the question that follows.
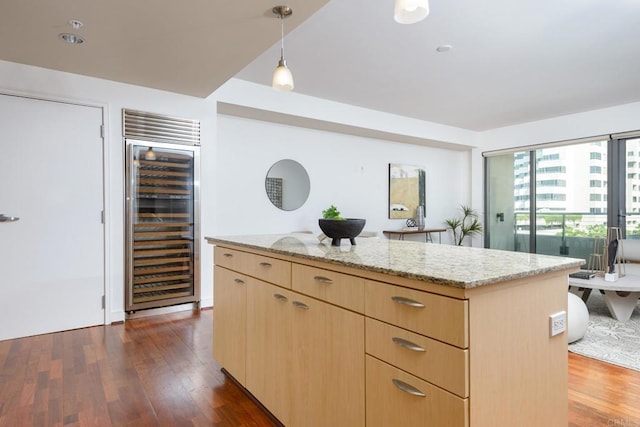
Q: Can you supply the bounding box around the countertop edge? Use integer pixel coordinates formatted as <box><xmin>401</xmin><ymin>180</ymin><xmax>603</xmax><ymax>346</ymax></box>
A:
<box><xmin>206</xmin><ymin>236</ymin><xmax>584</xmax><ymax>290</ymax></box>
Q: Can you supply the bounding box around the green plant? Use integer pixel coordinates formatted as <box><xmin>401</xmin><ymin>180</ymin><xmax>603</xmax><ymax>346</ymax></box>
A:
<box><xmin>445</xmin><ymin>205</ymin><xmax>483</xmax><ymax>245</ymax></box>
<box><xmin>322</xmin><ymin>205</ymin><xmax>345</xmax><ymax>220</ymax></box>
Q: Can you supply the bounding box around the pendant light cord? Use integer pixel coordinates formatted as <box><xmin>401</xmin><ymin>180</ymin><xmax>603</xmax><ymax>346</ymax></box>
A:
<box><xmin>280</xmin><ymin>15</ymin><xmax>285</xmax><ymax>61</ymax></box>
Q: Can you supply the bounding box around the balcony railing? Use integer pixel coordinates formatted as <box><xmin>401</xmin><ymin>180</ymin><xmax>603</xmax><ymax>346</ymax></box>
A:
<box><xmin>509</xmin><ymin>211</ymin><xmax>640</xmax><ymax>265</ymax></box>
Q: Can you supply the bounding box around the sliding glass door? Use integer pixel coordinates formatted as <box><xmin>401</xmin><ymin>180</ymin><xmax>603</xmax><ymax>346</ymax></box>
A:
<box><xmin>624</xmin><ymin>138</ymin><xmax>640</xmax><ymax>238</ymax></box>
<box><xmin>534</xmin><ymin>141</ymin><xmax>607</xmax><ymax>261</ymax></box>
<box><xmin>486</xmin><ymin>151</ymin><xmax>530</xmax><ymax>252</ymax></box>
<box><xmin>486</xmin><ymin>139</ymin><xmax>610</xmax><ymax>263</ymax></box>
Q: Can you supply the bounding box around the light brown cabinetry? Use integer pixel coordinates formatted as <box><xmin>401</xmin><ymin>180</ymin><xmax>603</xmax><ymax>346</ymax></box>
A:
<box><xmin>211</xmin><ymin>242</ymin><xmax>570</xmax><ymax>427</ymax></box>
<box><xmin>213</xmin><ymin>245</ymin><xmax>291</xmax><ymax>387</ymax></box>
<box><xmin>288</xmin><ymin>290</ymin><xmax>364</xmax><ymax>427</ymax></box>
<box><xmin>364</xmin><ymin>280</ymin><xmax>468</xmax><ymax>348</ymax></box>
<box><xmin>216</xmin><ymin>246</ymin><xmax>365</xmax><ymax>427</ymax></box>
<box><xmin>365</xmin><ymin>355</ymin><xmax>468</xmax><ymax>427</ymax></box>
<box><xmin>365</xmin><ymin>318</ymin><xmax>468</xmax><ymax>398</ymax></box>
<box><xmin>215</xmin><ymin>246</ymin><xmax>291</xmax><ymax>288</ymax></box>
<box><xmin>246</xmin><ymin>279</ymin><xmax>293</xmax><ymax>424</ymax></box>
<box><xmin>364</xmin><ymin>279</ymin><xmax>470</xmax><ymax>426</ymax></box>
<box><xmin>291</xmin><ymin>264</ymin><xmax>365</xmax><ymax>312</ymax></box>
<box><xmin>212</xmin><ymin>266</ymin><xmax>247</xmax><ymax>384</ymax></box>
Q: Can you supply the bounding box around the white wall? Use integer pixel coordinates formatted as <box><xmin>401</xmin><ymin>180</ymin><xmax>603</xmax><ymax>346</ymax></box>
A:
<box><xmin>0</xmin><ymin>60</ymin><xmax>217</xmax><ymax>322</ymax></box>
<box><xmin>213</xmin><ymin>80</ymin><xmax>478</xmax><ymax>147</ymax></box>
<box><xmin>209</xmin><ymin>79</ymin><xmax>480</xmax><ymax>245</ymax></box>
<box><xmin>0</xmin><ymin>61</ymin><xmax>498</xmax><ymax>327</ymax></box>
<box><xmin>215</xmin><ymin>114</ymin><xmax>472</xmax><ymax>241</ymax></box>
<box><xmin>480</xmin><ymin>101</ymin><xmax>640</xmax><ymax>152</ymax></box>
<box><xmin>7</xmin><ymin>56</ymin><xmax>637</xmax><ymax>327</ymax></box>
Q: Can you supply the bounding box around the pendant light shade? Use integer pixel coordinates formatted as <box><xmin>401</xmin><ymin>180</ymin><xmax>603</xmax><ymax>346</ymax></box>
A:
<box><xmin>272</xmin><ymin>5</ymin><xmax>294</xmax><ymax>92</ymax></box>
<box><xmin>394</xmin><ymin>0</ymin><xmax>429</xmax><ymax>24</ymax></box>
<box><xmin>144</xmin><ymin>147</ymin><xmax>156</xmax><ymax>161</ymax></box>
<box><xmin>273</xmin><ymin>58</ymin><xmax>294</xmax><ymax>91</ymax></box>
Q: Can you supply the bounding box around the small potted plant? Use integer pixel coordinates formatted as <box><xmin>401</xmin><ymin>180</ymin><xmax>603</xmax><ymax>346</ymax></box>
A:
<box><xmin>445</xmin><ymin>204</ymin><xmax>483</xmax><ymax>246</ymax></box>
<box><xmin>319</xmin><ymin>205</ymin><xmax>366</xmax><ymax>246</ymax></box>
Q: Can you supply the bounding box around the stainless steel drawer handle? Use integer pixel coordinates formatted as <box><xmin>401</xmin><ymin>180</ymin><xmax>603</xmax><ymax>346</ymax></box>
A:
<box><xmin>392</xmin><ymin>337</ymin><xmax>426</xmax><ymax>352</ymax></box>
<box><xmin>313</xmin><ymin>275</ymin><xmax>333</xmax><ymax>284</ymax></box>
<box><xmin>391</xmin><ymin>296</ymin><xmax>425</xmax><ymax>308</ymax></box>
<box><xmin>223</xmin><ymin>253</ymin><xmax>233</xmax><ymax>257</ymax></box>
<box><xmin>0</xmin><ymin>214</ymin><xmax>20</xmax><ymax>223</ymax></box>
<box><xmin>392</xmin><ymin>379</ymin><xmax>426</xmax><ymax>397</ymax></box>
<box><xmin>259</xmin><ymin>262</ymin><xmax>272</xmax><ymax>268</ymax></box>
<box><xmin>273</xmin><ymin>293</ymin><xmax>288</xmax><ymax>302</ymax></box>
<box><xmin>292</xmin><ymin>301</ymin><xmax>309</xmax><ymax>310</ymax></box>
<box><xmin>234</xmin><ymin>278</ymin><xmax>245</xmax><ymax>285</ymax></box>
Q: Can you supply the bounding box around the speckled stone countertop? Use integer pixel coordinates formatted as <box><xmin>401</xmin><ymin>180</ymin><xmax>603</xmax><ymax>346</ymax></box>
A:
<box><xmin>206</xmin><ymin>234</ymin><xmax>584</xmax><ymax>289</ymax></box>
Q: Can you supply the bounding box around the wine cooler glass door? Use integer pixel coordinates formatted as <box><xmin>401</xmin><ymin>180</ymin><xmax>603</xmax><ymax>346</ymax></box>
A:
<box><xmin>126</xmin><ymin>141</ymin><xmax>200</xmax><ymax>312</ymax></box>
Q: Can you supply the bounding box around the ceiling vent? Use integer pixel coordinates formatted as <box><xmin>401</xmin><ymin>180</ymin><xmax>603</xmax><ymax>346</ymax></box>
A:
<box><xmin>123</xmin><ymin>109</ymin><xmax>201</xmax><ymax>146</ymax></box>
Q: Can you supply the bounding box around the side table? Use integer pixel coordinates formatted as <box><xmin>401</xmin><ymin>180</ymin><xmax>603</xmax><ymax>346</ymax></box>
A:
<box><xmin>382</xmin><ymin>228</ymin><xmax>446</xmax><ymax>243</ymax></box>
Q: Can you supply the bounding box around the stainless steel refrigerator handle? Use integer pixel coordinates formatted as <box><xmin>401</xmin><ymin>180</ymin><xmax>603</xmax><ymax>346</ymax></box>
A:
<box><xmin>0</xmin><ymin>214</ymin><xmax>20</xmax><ymax>222</ymax></box>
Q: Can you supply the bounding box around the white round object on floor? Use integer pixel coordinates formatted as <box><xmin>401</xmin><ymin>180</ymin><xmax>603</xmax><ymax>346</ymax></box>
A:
<box><xmin>568</xmin><ymin>292</ymin><xmax>589</xmax><ymax>343</ymax></box>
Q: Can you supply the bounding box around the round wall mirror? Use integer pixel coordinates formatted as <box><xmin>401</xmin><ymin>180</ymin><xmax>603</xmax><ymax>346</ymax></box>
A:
<box><xmin>265</xmin><ymin>159</ymin><xmax>310</xmax><ymax>211</ymax></box>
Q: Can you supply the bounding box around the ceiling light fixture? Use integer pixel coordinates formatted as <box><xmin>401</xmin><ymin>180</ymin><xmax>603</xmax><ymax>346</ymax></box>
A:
<box><xmin>59</xmin><ymin>33</ymin><xmax>85</xmax><ymax>45</ymax></box>
<box><xmin>59</xmin><ymin>19</ymin><xmax>85</xmax><ymax>45</ymax></box>
<box><xmin>144</xmin><ymin>147</ymin><xmax>156</xmax><ymax>161</ymax></box>
<box><xmin>394</xmin><ymin>0</ymin><xmax>429</xmax><ymax>24</ymax></box>
<box><xmin>69</xmin><ymin>19</ymin><xmax>84</xmax><ymax>30</ymax></box>
<box><xmin>272</xmin><ymin>5</ymin><xmax>294</xmax><ymax>92</ymax></box>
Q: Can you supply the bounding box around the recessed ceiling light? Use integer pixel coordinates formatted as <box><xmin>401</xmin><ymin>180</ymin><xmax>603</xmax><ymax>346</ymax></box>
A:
<box><xmin>436</xmin><ymin>44</ymin><xmax>453</xmax><ymax>53</ymax></box>
<box><xmin>69</xmin><ymin>19</ymin><xmax>84</xmax><ymax>29</ymax></box>
<box><xmin>59</xmin><ymin>33</ymin><xmax>85</xmax><ymax>45</ymax></box>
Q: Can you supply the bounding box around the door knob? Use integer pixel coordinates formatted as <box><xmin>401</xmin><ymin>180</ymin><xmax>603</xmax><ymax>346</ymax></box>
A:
<box><xmin>0</xmin><ymin>214</ymin><xmax>20</xmax><ymax>222</ymax></box>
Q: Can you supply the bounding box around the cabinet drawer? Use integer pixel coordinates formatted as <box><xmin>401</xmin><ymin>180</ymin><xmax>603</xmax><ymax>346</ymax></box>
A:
<box><xmin>292</xmin><ymin>264</ymin><xmax>365</xmax><ymax>313</ymax></box>
<box><xmin>215</xmin><ymin>246</ymin><xmax>291</xmax><ymax>288</ymax></box>
<box><xmin>365</xmin><ymin>280</ymin><xmax>468</xmax><ymax>348</ymax></box>
<box><xmin>365</xmin><ymin>356</ymin><xmax>468</xmax><ymax>427</ymax></box>
<box><xmin>213</xmin><ymin>266</ymin><xmax>247</xmax><ymax>385</ymax></box>
<box><xmin>366</xmin><ymin>318</ymin><xmax>468</xmax><ymax>398</ymax></box>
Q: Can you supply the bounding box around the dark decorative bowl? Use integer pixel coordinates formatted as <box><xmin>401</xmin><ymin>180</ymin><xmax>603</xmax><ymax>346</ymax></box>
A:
<box><xmin>318</xmin><ymin>218</ymin><xmax>366</xmax><ymax>246</ymax></box>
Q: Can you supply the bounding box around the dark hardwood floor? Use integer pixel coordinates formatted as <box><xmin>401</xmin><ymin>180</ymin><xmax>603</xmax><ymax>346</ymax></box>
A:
<box><xmin>1</xmin><ymin>309</ymin><xmax>639</xmax><ymax>426</ymax></box>
<box><xmin>568</xmin><ymin>352</ymin><xmax>640</xmax><ymax>426</ymax></box>
<box><xmin>0</xmin><ymin>309</ymin><xmax>275</xmax><ymax>426</ymax></box>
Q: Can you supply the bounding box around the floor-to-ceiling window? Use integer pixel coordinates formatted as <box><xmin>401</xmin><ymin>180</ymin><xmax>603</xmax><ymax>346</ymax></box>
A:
<box><xmin>485</xmin><ymin>136</ymin><xmax>623</xmax><ymax>263</ymax></box>
<box><xmin>486</xmin><ymin>151</ymin><xmax>530</xmax><ymax>252</ymax></box>
<box><xmin>534</xmin><ymin>141</ymin><xmax>608</xmax><ymax>261</ymax></box>
<box><xmin>625</xmin><ymin>138</ymin><xmax>640</xmax><ymax>238</ymax></box>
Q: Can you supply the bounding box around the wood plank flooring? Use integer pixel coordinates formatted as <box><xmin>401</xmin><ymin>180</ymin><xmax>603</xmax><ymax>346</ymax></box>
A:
<box><xmin>568</xmin><ymin>352</ymin><xmax>640</xmax><ymax>426</ymax></box>
<box><xmin>0</xmin><ymin>309</ymin><xmax>639</xmax><ymax>426</ymax></box>
<box><xmin>0</xmin><ymin>309</ymin><xmax>274</xmax><ymax>426</ymax></box>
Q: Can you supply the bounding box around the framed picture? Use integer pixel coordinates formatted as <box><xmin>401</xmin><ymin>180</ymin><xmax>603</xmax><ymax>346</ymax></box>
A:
<box><xmin>388</xmin><ymin>163</ymin><xmax>426</xmax><ymax>219</ymax></box>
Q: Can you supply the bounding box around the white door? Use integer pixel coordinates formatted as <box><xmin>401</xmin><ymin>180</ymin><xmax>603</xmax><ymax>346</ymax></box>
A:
<box><xmin>0</xmin><ymin>94</ymin><xmax>104</xmax><ymax>340</ymax></box>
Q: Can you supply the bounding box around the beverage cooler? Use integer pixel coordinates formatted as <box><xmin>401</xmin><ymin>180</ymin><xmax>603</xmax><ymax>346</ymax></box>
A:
<box><xmin>125</xmin><ymin>139</ymin><xmax>200</xmax><ymax>313</ymax></box>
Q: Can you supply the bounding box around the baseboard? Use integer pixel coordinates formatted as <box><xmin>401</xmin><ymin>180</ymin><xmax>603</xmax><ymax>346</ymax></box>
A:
<box><xmin>126</xmin><ymin>302</ymin><xmax>201</xmax><ymax>320</ymax></box>
<box><xmin>110</xmin><ymin>309</ymin><xmax>125</xmax><ymax>324</ymax></box>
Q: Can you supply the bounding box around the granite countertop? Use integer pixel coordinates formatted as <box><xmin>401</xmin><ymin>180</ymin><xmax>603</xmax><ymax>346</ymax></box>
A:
<box><xmin>206</xmin><ymin>233</ymin><xmax>584</xmax><ymax>289</ymax></box>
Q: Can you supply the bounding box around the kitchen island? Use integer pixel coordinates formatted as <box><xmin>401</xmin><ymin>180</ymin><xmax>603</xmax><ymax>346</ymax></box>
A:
<box><xmin>206</xmin><ymin>234</ymin><xmax>583</xmax><ymax>427</ymax></box>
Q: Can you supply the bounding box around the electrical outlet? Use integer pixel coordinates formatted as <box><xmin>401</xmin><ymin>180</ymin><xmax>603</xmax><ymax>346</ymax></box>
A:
<box><xmin>549</xmin><ymin>311</ymin><xmax>567</xmax><ymax>337</ymax></box>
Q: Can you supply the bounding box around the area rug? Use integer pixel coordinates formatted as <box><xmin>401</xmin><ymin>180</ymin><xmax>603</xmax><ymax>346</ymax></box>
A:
<box><xmin>568</xmin><ymin>291</ymin><xmax>640</xmax><ymax>371</ymax></box>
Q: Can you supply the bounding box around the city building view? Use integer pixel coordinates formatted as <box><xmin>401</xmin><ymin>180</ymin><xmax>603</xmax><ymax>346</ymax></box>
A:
<box><xmin>487</xmin><ymin>138</ymin><xmax>640</xmax><ymax>262</ymax></box>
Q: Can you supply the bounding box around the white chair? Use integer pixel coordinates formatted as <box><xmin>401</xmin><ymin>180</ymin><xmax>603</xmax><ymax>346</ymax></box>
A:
<box><xmin>567</xmin><ymin>292</ymin><xmax>589</xmax><ymax>343</ymax></box>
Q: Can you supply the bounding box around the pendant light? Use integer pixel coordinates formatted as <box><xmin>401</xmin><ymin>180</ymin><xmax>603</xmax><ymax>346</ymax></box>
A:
<box><xmin>144</xmin><ymin>147</ymin><xmax>156</xmax><ymax>161</ymax></box>
<box><xmin>272</xmin><ymin>5</ymin><xmax>294</xmax><ymax>91</ymax></box>
<box><xmin>394</xmin><ymin>0</ymin><xmax>429</xmax><ymax>24</ymax></box>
